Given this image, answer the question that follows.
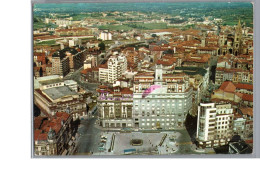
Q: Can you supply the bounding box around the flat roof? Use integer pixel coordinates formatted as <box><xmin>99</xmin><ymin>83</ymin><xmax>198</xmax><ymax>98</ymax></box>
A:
<box><xmin>36</xmin><ymin>75</ymin><xmax>60</xmax><ymax>81</ymax></box>
<box><xmin>43</xmin><ymin>86</ymin><xmax>78</xmax><ymax>100</ymax></box>
<box><xmin>40</xmin><ymin>78</ymin><xmax>63</xmax><ymax>86</ymax></box>
<box><xmin>64</xmin><ymin>80</ymin><xmax>77</xmax><ymax>85</ymax></box>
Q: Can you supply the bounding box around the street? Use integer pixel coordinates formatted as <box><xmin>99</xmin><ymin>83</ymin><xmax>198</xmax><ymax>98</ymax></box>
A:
<box><xmin>64</xmin><ymin>66</ymin><xmax>100</xmax><ymax>94</ymax></box>
<box><xmin>76</xmin><ymin>111</ymin><xmax>101</xmax><ymax>154</ymax></box>
<box><xmin>174</xmin><ymin>129</ymin><xmax>205</xmax><ymax>154</ymax></box>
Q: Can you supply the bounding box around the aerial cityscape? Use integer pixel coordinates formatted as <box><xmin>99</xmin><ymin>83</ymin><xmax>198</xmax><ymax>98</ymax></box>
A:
<box><xmin>33</xmin><ymin>2</ymin><xmax>253</xmax><ymax>156</ymax></box>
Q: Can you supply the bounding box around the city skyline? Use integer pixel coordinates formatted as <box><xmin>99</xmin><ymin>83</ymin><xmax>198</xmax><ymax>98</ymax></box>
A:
<box><xmin>33</xmin><ymin>2</ymin><xmax>253</xmax><ymax>156</ymax></box>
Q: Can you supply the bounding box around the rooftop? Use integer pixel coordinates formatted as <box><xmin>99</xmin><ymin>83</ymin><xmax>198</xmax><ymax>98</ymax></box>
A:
<box><xmin>43</xmin><ymin>86</ymin><xmax>78</xmax><ymax>100</ymax></box>
<box><xmin>64</xmin><ymin>80</ymin><xmax>77</xmax><ymax>85</ymax></box>
<box><xmin>39</xmin><ymin>78</ymin><xmax>63</xmax><ymax>86</ymax></box>
<box><xmin>239</xmin><ymin>107</ymin><xmax>253</xmax><ymax>117</ymax></box>
<box><xmin>219</xmin><ymin>81</ymin><xmax>236</xmax><ymax>93</ymax></box>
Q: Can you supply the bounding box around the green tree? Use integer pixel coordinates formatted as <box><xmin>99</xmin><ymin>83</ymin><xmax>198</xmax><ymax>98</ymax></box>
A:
<box><xmin>98</xmin><ymin>42</ymin><xmax>105</xmax><ymax>51</ymax></box>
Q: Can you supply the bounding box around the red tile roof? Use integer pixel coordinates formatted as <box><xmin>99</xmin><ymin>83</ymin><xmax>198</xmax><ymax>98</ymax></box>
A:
<box><xmin>242</xmin><ymin>94</ymin><xmax>253</xmax><ymax>102</ymax></box>
<box><xmin>219</xmin><ymin>81</ymin><xmax>236</xmax><ymax>93</ymax></box>
<box><xmin>120</xmin><ymin>88</ymin><xmax>133</xmax><ymax>95</ymax></box>
<box><xmin>81</xmin><ymin>68</ymin><xmax>92</xmax><ymax>75</ymax></box>
<box><xmin>34</xmin><ymin>112</ymin><xmax>71</xmax><ymax>141</ymax></box>
<box><xmin>234</xmin><ymin>83</ymin><xmax>253</xmax><ymax>90</ymax></box>
<box><xmin>239</xmin><ymin>107</ymin><xmax>253</xmax><ymax>117</ymax></box>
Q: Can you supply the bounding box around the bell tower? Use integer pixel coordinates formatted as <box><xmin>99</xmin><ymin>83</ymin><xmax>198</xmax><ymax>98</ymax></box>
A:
<box><xmin>234</xmin><ymin>19</ymin><xmax>242</xmax><ymax>56</ymax></box>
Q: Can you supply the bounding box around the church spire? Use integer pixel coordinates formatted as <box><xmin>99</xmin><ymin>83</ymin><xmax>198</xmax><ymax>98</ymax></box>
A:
<box><xmin>236</xmin><ymin>19</ymin><xmax>242</xmax><ymax>32</ymax></box>
<box><xmin>238</xmin><ymin>19</ymin><xmax>241</xmax><ymax>27</ymax></box>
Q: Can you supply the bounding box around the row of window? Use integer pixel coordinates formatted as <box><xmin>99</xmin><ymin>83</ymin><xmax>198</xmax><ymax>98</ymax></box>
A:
<box><xmin>216</xmin><ymin>121</ymin><xmax>230</xmax><ymax>125</ymax></box>
<box><xmin>142</xmin><ymin>118</ymin><xmax>175</xmax><ymax>122</ymax></box>
<box><xmin>46</xmin><ymin>83</ymin><xmax>62</xmax><ymax>88</ymax></box>
<box><xmin>135</xmin><ymin>99</ymin><xmax>186</xmax><ymax>103</ymax></box>
<box><xmin>141</xmin><ymin>123</ymin><xmax>173</xmax><ymax>126</ymax></box>
<box><xmin>217</xmin><ymin>116</ymin><xmax>232</xmax><ymax>120</ymax></box>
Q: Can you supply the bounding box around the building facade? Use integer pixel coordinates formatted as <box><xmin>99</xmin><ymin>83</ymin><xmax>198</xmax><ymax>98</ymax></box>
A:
<box><xmin>51</xmin><ymin>56</ymin><xmax>70</xmax><ymax>77</ymax></box>
<box><xmin>97</xmin><ymin>86</ymin><xmax>133</xmax><ymax>128</ymax></box>
<box><xmin>107</xmin><ymin>54</ymin><xmax>128</xmax><ymax>84</ymax></box>
<box><xmin>196</xmin><ymin>103</ymin><xmax>234</xmax><ymax>148</ymax></box>
<box><xmin>34</xmin><ymin>81</ymin><xmax>87</xmax><ymax>120</ymax></box>
<box><xmin>133</xmin><ymin>64</ymin><xmax>193</xmax><ymax>129</ymax></box>
<box><xmin>34</xmin><ymin>112</ymin><xmax>78</xmax><ymax>156</ymax></box>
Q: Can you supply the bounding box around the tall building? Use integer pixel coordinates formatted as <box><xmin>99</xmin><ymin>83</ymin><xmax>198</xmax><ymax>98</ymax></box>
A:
<box><xmin>107</xmin><ymin>54</ymin><xmax>128</xmax><ymax>84</ymax></box>
<box><xmin>196</xmin><ymin>103</ymin><xmax>234</xmax><ymax>148</ymax></box>
<box><xmin>51</xmin><ymin>56</ymin><xmax>70</xmax><ymax>77</ymax></box>
<box><xmin>133</xmin><ymin>64</ymin><xmax>193</xmax><ymax>129</ymax></box>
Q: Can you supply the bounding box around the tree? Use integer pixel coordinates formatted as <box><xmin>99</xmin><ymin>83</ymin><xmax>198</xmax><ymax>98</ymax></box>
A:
<box><xmin>98</xmin><ymin>42</ymin><xmax>105</xmax><ymax>51</ymax></box>
<box><xmin>39</xmin><ymin>67</ymin><xmax>43</xmax><ymax>77</ymax></box>
<box><xmin>151</xmin><ymin>34</ymin><xmax>157</xmax><ymax>38</ymax></box>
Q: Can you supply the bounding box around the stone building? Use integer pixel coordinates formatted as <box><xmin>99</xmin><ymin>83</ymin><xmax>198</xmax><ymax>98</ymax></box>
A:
<box><xmin>34</xmin><ymin>112</ymin><xmax>78</xmax><ymax>156</ymax></box>
<box><xmin>219</xmin><ymin>20</ymin><xmax>253</xmax><ymax>56</ymax></box>
<box><xmin>133</xmin><ymin>64</ymin><xmax>193</xmax><ymax>129</ymax></box>
<box><xmin>34</xmin><ymin>78</ymin><xmax>87</xmax><ymax>120</ymax></box>
<box><xmin>97</xmin><ymin>86</ymin><xmax>133</xmax><ymax>128</ymax></box>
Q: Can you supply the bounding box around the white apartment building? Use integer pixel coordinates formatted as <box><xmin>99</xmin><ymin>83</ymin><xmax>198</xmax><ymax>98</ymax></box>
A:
<box><xmin>196</xmin><ymin>103</ymin><xmax>234</xmax><ymax>148</ymax></box>
<box><xmin>99</xmin><ymin>67</ymin><xmax>109</xmax><ymax>82</ymax></box>
<box><xmin>98</xmin><ymin>54</ymin><xmax>127</xmax><ymax>83</ymax></box>
<box><xmin>196</xmin><ymin>103</ymin><xmax>216</xmax><ymax>143</ymax></box>
<box><xmin>99</xmin><ymin>31</ymin><xmax>112</xmax><ymax>40</ymax></box>
<box><xmin>107</xmin><ymin>54</ymin><xmax>127</xmax><ymax>84</ymax></box>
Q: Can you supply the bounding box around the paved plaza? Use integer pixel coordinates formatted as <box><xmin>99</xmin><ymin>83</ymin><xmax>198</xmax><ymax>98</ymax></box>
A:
<box><xmin>93</xmin><ymin>131</ymin><xmax>185</xmax><ymax>155</ymax></box>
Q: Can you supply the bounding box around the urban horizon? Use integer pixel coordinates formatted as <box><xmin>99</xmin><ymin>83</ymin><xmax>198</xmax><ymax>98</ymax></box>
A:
<box><xmin>33</xmin><ymin>2</ymin><xmax>253</xmax><ymax>156</ymax></box>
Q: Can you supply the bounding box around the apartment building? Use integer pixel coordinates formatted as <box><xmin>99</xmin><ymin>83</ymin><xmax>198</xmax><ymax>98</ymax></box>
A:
<box><xmin>51</xmin><ymin>56</ymin><xmax>70</xmax><ymax>77</ymax></box>
<box><xmin>196</xmin><ymin>103</ymin><xmax>234</xmax><ymax>148</ymax></box>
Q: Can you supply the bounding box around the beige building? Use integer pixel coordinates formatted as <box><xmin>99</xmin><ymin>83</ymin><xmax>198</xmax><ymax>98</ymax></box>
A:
<box><xmin>34</xmin><ymin>79</ymin><xmax>87</xmax><ymax>120</ymax></box>
<box><xmin>51</xmin><ymin>56</ymin><xmax>70</xmax><ymax>77</ymax></box>
<box><xmin>97</xmin><ymin>86</ymin><xmax>133</xmax><ymax>128</ymax></box>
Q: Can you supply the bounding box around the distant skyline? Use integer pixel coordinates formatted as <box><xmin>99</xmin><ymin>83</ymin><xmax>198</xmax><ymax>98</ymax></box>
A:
<box><xmin>34</xmin><ymin>2</ymin><xmax>252</xmax><ymax>14</ymax></box>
